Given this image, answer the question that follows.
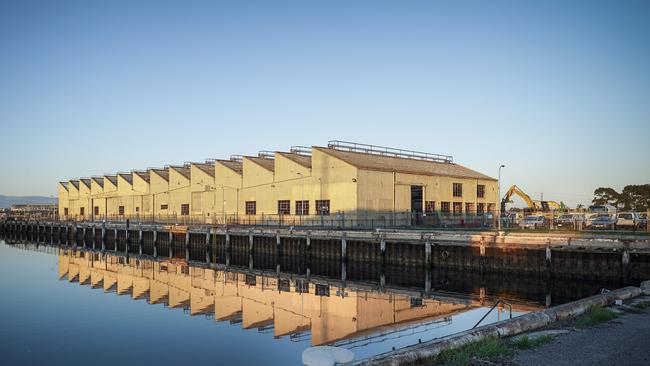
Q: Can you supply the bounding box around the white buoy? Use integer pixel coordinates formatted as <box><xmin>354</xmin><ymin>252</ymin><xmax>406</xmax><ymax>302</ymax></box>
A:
<box><xmin>302</xmin><ymin>346</ymin><xmax>355</xmax><ymax>366</ymax></box>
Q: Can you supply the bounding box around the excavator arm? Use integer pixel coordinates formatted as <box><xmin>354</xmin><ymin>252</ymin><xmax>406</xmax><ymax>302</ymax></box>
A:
<box><xmin>501</xmin><ymin>185</ymin><xmax>538</xmax><ymax>211</ymax></box>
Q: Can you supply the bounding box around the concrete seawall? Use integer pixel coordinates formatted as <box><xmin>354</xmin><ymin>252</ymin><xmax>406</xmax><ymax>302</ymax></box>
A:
<box><xmin>362</xmin><ymin>285</ymin><xmax>643</xmax><ymax>366</ymax></box>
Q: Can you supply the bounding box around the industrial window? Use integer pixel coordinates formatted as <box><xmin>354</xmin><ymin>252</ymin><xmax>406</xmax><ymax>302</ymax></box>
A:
<box><xmin>295</xmin><ymin>200</ymin><xmax>309</xmax><ymax>215</ymax></box>
<box><xmin>135</xmin><ymin>207</ymin><xmax>140</xmax><ymax>213</ymax></box>
<box><xmin>80</xmin><ymin>207</ymin><xmax>85</xmax><ymax>216</ymax></box>
<box><xmin>245</xmin><ymin>201</ymin><xmax>256</xmax><ymax>215</ymax></box>
<box><xmin>295</xmin><ymin>280</ymin><xmax>309</xmax><ymax>293</ymax></box>
<box><xmin>441</xmin><ymin>202</ymin><xmax>450</xmax><ymax>213</ymax></box>
<box><xmin>277</xmin><ymin>200</ymin><xmax>290</xmax><ymax>215</ymax></box>
<box><xmin>94</xmin><ymin>206</ymin><xmax>99</xmax><ymax>216</ymax></box>
<box><xmin>453</xmin><ymin>183</ymin><xmax>463</xmax><ymax>197</ymax></box>
<box><xmin>245</xmin><ymin>274</ymin><xmax>256</xmax><ymax>286</ymax></box>
<box><xmin>487</xmin><ymin>203</ymin><xmax>495</xmax><ymax>213</ymax></box>
<box><xmin>278</xmin><ymin>278</ymin><xmax>290</xmax><ymax>292</ymax></box>
<box><xmin>477</xmin><ymin>185</ymin><xmax>485</xmax><ymax>198</ymax></box>
<box><xmin>64</xmin><ymin>208</ymin><xmax>68</xmax><ymax>216</ymax></box>
<box><xmin>465</xmin><ymin>203</ymin><xmax>474</xmax><ymax>214</ymax></box>
<box><xmin>180</xmin><ymin>204</ymin><xmax>190</xmax><ymax>216</ymax></box>
<box><xmin>425</xmin><ymin>201</ymin><xmax>435</xmax><ymax>213</ymax></box>
<box><xmin>118</xmin><ymin>206</ymin><xmax>125</xmax><ymax>216</ymax></box>
<box><xmin>453</xmin><ymin>202</ymin><xmax>463</xmax><ymax>215</ymax></box>
<box><xmin>315</xmin><ymin>284</ymin><xmax>330</xmax><ymax>297</ymax></box>
<box><xmin>477</xmin><ymin>203</ymin><xmax>485</xmax><ymax>215</ymax></box>
<box><xmin>315</xmin><ymin>200</ymin><xmax>330</xmax><ymax>215</ymax></box>
<box><xmin>160</xmin><ymin>204</ymin><xmax>168</xmax><ymax>210</ymax></box>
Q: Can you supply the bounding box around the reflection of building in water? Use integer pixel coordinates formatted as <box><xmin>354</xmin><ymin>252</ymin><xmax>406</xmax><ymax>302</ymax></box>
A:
<box><xmin>58</xmin><ymin>250</ymin><xmax>477</xmax><ymax>345</ymax></box>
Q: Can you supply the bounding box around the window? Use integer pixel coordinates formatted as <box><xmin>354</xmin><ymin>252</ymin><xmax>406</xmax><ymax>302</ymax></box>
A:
<box><xmin>245</xmin><ymin>274</ymin><xmax>256</xmax><ymax>286</ymax></box>
<box><xmin>160</xmin><ymin>204</ymin><xmax>168</xmax><ymax>210</ymax></box>
<box><xmin>425</xmin><ymin>201</ymin><xmax>436</xmax><ymax>213</ymax></box>
<box><xmin>80</xmin><ymin>207</ymin><xmax>85</xmax><ymax>216</ymax></box>
<box><xmin>295</xmin><ymin>280</ymin><xmax>309</xmax><ymax>293</ymax></box>
<box><xmin>277</xmin><ymin>200</ymin><xmax>290</xmax><ymax>215</ymax></box>
<box><xmin>315</xmin><ymin>284</ymin><xmax>330</xmax><ymax>297</ymax></box>
<box><xmin>135</xmin><ymin>207</ymin><xmax>140</xmax><ymax>213</ymax></box>
<box><xmin>278</xmin><ymin>278</ymin><xmax>290</xmax><ymax>292</ymax></box>
<box><xmin>118</xmin><ymin>206</ymin><xmax>125</xmax><ymax>216</ymax></box>
<box><xmin>316</xmin><ymin>200</ymin><xmax>330</xmax><ymax>215</ymax></box>
<box><xmin>94</xmin><ymin>206</ymin><xmax>99</xmax><ymax>216</ymax></box>
<box><xmin>477</xmin><ymin>184</ymin><xmax>485</xmax><ymax>198</ymax></box>
<box><xmin>487</xmin><ymin>203</ymin><xmax>495</xmax><ymax>213</ymax></box>
<box><xmin>453</xmin><ymin>202</ymin><xmax>463</xmax><ymax>215</ymax></box>
<box><xmin>441</xmin><ymin>202</ymin><xmax>450</xmax><ymax>213</ymax></box>
<box><xmin>64</xmin><ymin>208</ymin><xmax>69</xmax><ymax>216</ymax></box>
<box><xmin>465</xmin><ymin>203</ymin><xmax>474</xmax><ymax>214</ymax></box>
<box><xmin>245</xmin><ymin>201</ymin><xmax>256</xmax><ymax>215</ymax></box>
<box><xmin>477</xmin><ymin>203</ymin><xmax>485</xmax><ymax>215</ymax></box>
<box><xmin>180</xmin><ymin>204</ymin><xmax>190</xmax><ymax>216</ymax></box>
<box><xmin>295</xmin><ymin>200</ymin><xmax>309</xmax><ymax>215</ymax></box>
<box><xmin>453</xmin><ymin>183</ymin><xmax>463</xmax><ymax>197</ymax></box>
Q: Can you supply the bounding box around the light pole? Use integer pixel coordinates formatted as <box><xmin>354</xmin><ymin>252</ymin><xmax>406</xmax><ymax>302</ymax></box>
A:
<box><xmin>296</xmin><ymin>172</ymin><xmax>305</xmax><ymax>224</ymax></box>
<box><xmin>498</xmin><ymin>164</ymin><xmax>505</xmax><ymax>231</ymax></box>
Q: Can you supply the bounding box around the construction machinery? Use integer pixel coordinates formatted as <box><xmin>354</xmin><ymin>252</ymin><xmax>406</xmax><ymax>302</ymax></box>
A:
<box><xmin>501</xmin><ymin>185</ymin><xmax>563</xmax><ymax>215</ymax></box>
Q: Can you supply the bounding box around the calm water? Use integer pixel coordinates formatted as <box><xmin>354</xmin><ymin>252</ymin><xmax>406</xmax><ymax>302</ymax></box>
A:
<box><xmin>0</xmin><ymin>240</ymin><xmax>623</xmax><ymax>365</ymax></box>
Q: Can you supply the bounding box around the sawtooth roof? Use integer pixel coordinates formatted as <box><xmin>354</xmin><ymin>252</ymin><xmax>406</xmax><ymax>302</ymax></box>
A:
<box><xmin>92</xmin><ymin>177</ymin><xmax>104</xmax><ymax>187</ymax></box>
<box><xmin>277</xmin><ymin>152</ymin><xmax>312</xmax><ymax>169</ymax></box>
<box><xmin>134</xmin><ymin>171</ymin><xmax>150</xmax><ymax>183</ymax></box>
<box><xmin>118</xmin><ymin>173</ymin><xmax>133</xmax><ymax>185</ymax></box>
<box><xmin>150</xmin><ymin>168</ymin><xmax>169</xmax><ymax>181</ymax></box>
<box><xmin>80</xmin><ymin>179</ymin><xmax>91</xmax><ymax>189</ymax></box>
<box><xmin>104</xmin><ymin>175</ymin><xmax>118</xmax><ymax>186</ymax></box>
<box><xmin>170</xmin><ymin>166</ymin><xmax>191</xmax><ymax>179</ymax></box>
<box><xmin>314</xmin><ymin>147</ymin><xmax>496</xmax><ymax>181</ymax></box>
<box><xmin>217</xmin><ymin>160</ymin><xmax>243</xmax><ymax>174</ymax></box>
<box><xmin>245</xmin><ymin>157</ymin><xmax>275</xmax><ymax>172</ymax></box>
<box><xmin>192</xmin><ymin>163</ymin><xmax>215</xmax><ymax>177</ymax></box>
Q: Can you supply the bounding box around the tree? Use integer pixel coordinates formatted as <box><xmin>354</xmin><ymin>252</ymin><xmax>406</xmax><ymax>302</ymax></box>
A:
<box><xmin>592</xmin><ymin>185</ymin><xmax>650</xmax><ymax>211</ymax></box>
<box><xmin>592</xmin><ymin>187</ymin><xmax>619</xmax><ymax>206</ymax></box>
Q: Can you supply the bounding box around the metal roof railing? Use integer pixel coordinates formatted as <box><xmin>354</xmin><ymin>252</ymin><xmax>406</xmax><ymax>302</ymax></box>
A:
<box><xmin>327</xmin><ymin>140</ymin><xmax>453</xmax><ymax>163</ymax></box>
<box><xmin>290</xmin><ymin>146</ymin><xmax>312</xmax><ymax>156</ymax></box>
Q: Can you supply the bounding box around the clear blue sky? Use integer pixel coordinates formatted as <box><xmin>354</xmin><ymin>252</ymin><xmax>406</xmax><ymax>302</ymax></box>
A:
<box><xmin>1</xmin><ymin>0</ymin><xmax>649</xmax><ymax>206</ymax></box>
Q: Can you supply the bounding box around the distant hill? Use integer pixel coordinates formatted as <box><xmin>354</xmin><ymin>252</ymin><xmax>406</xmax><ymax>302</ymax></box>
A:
<box><xmin>0</xmin><ymin>195</ymin><xmax>56</xmax><ymax>209</ymax></box>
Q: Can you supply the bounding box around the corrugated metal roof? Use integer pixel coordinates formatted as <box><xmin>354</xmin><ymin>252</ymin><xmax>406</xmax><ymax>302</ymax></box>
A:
<box><xmin>150</xmin><ymin>169</ymin><xmax>169</xmax><ymax>181</ymax></box>
<box><xmin>70</xmin><ymin>180</ymin><xmax>79</xmax><ymax>189</ymax></box>
<box><xmin>245</xmin><ymin>157</ymin><xmax>275</xmax><ymax>172</ymax></box>
<box><xmin>105</xmin><ymin>175</ymin><xmax>118</xmax><ymax>186</ymax></box>
<box><xmin>277</xmin><ymin>152</ymin><xmax>312</xmax><ymax>169</ymax></box>
<box><xmin>80</xmin><ymin>179</ymin><xmax>91</xmax><ymax>189</ymax></box>
<box><xmin>92</xmin><ymin>177</ymin><xmax>104</xmax><ymax>187</ymax></box>
<box><xmin>170</xmin><ymin>166</ymin><xmax>191</xmax><ymax>179</ymax></box>
<box><xmin>192</xmin><ymin>163</ymin><xmax>215</xmax><ymax>177</ymax></box>
<box><xmin>118</xmin><ymin>173</ymin><xmax>133</xmax><ymax>185</ymax></box>
<box><xmin>134</xmin><ymin>171</ymin><xmax>150</xmax><ymax>183</ymax></box>
<box><xmin>217</xmin><ymin>160</ymin><xmax>243</xmax><ymax>174</ymax></box>
<box><xmin>314</xmin><ymin>147</ymin><xmax>496</xmax><ymax>181</ymax></box>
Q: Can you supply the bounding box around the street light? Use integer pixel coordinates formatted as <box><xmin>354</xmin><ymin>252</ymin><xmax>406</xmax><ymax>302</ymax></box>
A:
<box><xmin>296</xmin><ymin>172</ymin><xmax>305</xmax><ymax>224</ymax></box>
<box><xmin>498</xmin><ymin>164</ymin><xmax>505</xmax><ymax>231</ymax></box>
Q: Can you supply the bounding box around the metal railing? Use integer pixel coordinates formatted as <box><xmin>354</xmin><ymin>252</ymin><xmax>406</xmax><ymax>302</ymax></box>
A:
<box><xmin>327</xmin><ymin>140</ymin><xmax>453</xmax><ymax>163</ymax></box>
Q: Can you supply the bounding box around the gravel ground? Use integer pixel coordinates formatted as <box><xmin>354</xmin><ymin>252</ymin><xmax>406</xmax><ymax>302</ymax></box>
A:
<box><xmin>512</xmin><ymin>304</ymin><xmax>650</xmax><ymax>366</ymax></box>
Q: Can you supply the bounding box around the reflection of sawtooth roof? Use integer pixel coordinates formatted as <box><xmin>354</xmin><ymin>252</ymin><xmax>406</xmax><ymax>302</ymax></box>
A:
<box><xmin>245</xmin><ymin>157</ymin><xmax>275</xmax><ymax>172</ymax></box>
<box><xmin>192</xmin><ymin>163</ymin><xmax>215</xmax><ymax>177</ymax></box>
<box><xmin>314</xmin><ymin>147</ymin><xmax>496</xmax><ymax>180</ymax></box>
<box><xmin>170</xmin><ymin>166</ymin><xmax>191</xmax><ymax>179</ymax></box>
<box><xmin>105</xmin><ymin>175</ymin><xmax>117</xmax><ymax>186</ymax></box>
<box><xmin>80</xmin><ymin>179</ymin><xmax>91</xmax><ymax>189</ymax></box>
<box><xmin>277</xmin><ymin>152</ymin><xmax>312</xmax><ymax>168</ymax></box>
<box><xmin>217</xmin><ymin>160</ymin><xmax>243</xmax><ymax>174</ymax></box>
<box><xmin>118</xmin><ymin>173</ymin><xmax>133</xmax><ymax>184</ymax></box>
<box><xmin>92</xmin><ymin>177</ymin><xmax>104</xmax><ymax>187</ymax></box>
<box><xmin>134</xmin><ymin>171</ymin><xmax>150</xmax><ymax>183</ymax></box>
<box><xmin>150</xmin><ymin>168</ymin><xmax>168</xmax><ymax>181</ymax></box>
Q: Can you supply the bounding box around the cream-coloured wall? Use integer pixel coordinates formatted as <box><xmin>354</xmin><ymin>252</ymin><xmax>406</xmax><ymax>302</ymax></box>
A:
<box><xmin>242</xmin><ymin>158</ymin><xmax>274</xmax><ymax>188</ymax></box>
<box><xmin>149</xmin><ymin>170</ymin><xmax>169</xmax><ymax>218</ymax></box>
<box><xmin>132</xmin><ymin>173</ymin><xmax>150</xmax><ymax>214</ymax></box>
<box><xmin>168</xmin><ymin>167</ymin><xmax>191</xmax><ymax>217</ymax></box>
<box><xmin>57</xmin><ymin>183</ymin><xmax>69</xmax><ymax>219</ymax></box>
<box><xmin>214</xmin><ymin>161</ymin><xmax>243</xmax><ymax>217</ymax></box>
<box><xmin>190</xmin><ymin>164</ymin><xmax>216</xmax><ymax>216</ymax></box>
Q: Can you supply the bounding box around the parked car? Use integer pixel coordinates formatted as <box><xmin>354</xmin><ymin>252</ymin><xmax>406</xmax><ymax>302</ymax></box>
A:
<box><xmin>501</xmin><ymin>212</ymin><xmax>521</xmax><ymax>227</ymax></box>
<box><xmin>520</xmin><ymin>215</ymin><xmax>546</xmax><ymax>229</ymax></box>
<box><xmin>589</xmin><ymin>214</ymin><xmax>617</xmax><ymax>230</ymax></box>
<box><xmin>638</xmin><ymin>213</ymin><xmax>648</xmax><ymax>229</ymax></box>
<box><xmin>615</xmin><ymin>212</ymin><xmax>638</xmax><ymax>229</ymax></box>
<box><xmin>585</xmin><ymin>213</ymin><xmax>610</xmax><ymax>228</ymax></box>
<box><xmin>554</xmin><ymin>213</ymin><xmax>585</xmax><ymax>229</ymax></box>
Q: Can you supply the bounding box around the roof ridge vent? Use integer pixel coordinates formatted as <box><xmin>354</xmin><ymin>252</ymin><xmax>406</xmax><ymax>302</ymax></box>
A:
<box><xmin>258</xmin><ymin>151</ymin><xmax>275</xmax><ymax>159</ymax></box>
<box><xmin>290</xmin><ymin>146</ymin><xmax>312</xmax><ymax>156</ymax></box>
<box><xmin>327</xmin><ymin>140</ymin><xmax>453</xmax><ymax>163</ymax></box>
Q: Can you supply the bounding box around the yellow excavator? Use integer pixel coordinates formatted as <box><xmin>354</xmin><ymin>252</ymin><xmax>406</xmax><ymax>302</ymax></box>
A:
<box><xmin>501</xmin><ymin>185</ymin><xmax>563</xmax><ymax>215</ymax></box>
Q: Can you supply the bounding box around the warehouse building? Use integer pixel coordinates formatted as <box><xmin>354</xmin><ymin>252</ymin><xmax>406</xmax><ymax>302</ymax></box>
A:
<box><xmin>58</xmin><ymin>141</ymin><xmax>498</xmax><ymax>226</ymax></box>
